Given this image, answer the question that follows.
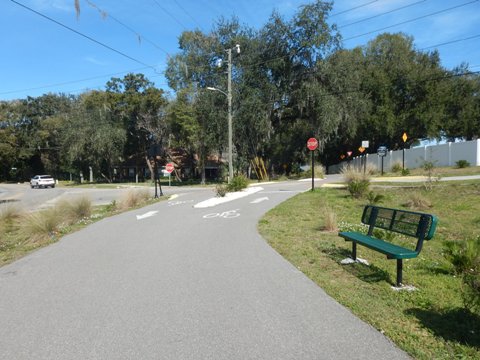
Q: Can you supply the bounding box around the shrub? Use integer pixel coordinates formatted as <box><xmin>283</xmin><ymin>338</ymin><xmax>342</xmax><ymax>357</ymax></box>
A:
<box><xmin>455</xmin><ymin>160</ymin><xmax>470</xmax><ymax>168</ymax></box>
<box><xmin>391</xmin><ymin>162</ymin><xmax>403</xmax><ymax>173</ymax></box>
<box><xmin>347</xmin><ymin>180</ymin><xmax>370</xmax><ymax>199</ymax></box>
<box><xmin>401</xmin><ymin>168</ymin><xmax>410</xmax><ymax>176</ymax></box>
<box><xmin>312</xmin><ymin>165</ymin><xmax>325</xmax><ymax>178</ymax></box>
<box><xmin>366</xmin><ymin>191</ymin><xmax>384</xmax><ymax>205</ymax></box>
<box><xmin>215</xmin><ymin>184</ymin><xmax>228</xmax><ymax>197</ymax></box>
<box><xmin>227</xmin><ymin>175</ymin><xmax>248</xmax><ymax>192</ymax></box>
<box><xmin>444</xmin><ymin>236</ymin><xmax>480</xmax><ymax>313</ymax></box>
<box><xmin>296</xmin><ymin>165</ymin><xmax>326</xmax><ymax>179</ymax></box>
<box><xmin>422</xmin><ymin>160</ymin><xmax>440</xmax><ymax>191</ymax></box>
<box><xmin>340</xmin><ymin>166</ymin><xmax>370</xmax><ymax>198</ymax></box>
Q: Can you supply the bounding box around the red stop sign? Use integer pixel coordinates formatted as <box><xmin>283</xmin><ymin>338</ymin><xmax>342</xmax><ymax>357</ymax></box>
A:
<box><xmin>165</xmin><ymin>163</ymin><xmax>174</xmax><ymax>173</ymax></box>
<box><xmin>307</xmin><ymin>138</ymin><xmax>318</xmax><ymax>151</ymax></box>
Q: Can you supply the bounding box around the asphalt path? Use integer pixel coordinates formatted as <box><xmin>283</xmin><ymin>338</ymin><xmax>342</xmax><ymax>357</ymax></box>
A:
<box><xmin>0</xmin><ymin>179</ymin><xmax>409</xmax><ymax>359</ymax></box>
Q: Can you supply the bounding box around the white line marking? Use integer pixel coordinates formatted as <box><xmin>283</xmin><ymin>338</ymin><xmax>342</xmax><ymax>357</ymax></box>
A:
<box><xmin>194</xmin><ymin>187</ymin><xmax>263</xmax><ymax>208</ymax></box>
<box><xmin>136</xmin><ymin>211</ymin><xmax>158</xmax><ymax>220</ymax></box>
<box><xmin>250</xmin><ymin>197</ymin><xmax>269</xmax><ymax>204</ymax></box>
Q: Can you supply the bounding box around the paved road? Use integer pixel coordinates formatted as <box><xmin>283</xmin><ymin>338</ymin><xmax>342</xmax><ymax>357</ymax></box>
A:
<box><xmin>0</xmin><ymin>183</ymin><xmax>189</xmax><ymax>211</ymax></box>
<box><xmin>0</xmin><ymin>179</ymin><xmax>409</xmax><ymax>359</ymax></box>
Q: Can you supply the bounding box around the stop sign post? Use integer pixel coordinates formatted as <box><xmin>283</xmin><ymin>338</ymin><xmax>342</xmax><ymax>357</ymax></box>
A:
<box><xmin>307</xmin><ymin>138</ymin><xmax>318</xmax><ymax>191</ymax></box>
<box><xmin>165</xmin><ymin>163</ymin><xmax>174</xmax><ymax>186</ymax></box>
<box><xmin>165</xmin><ymin>163</ymin><xmax>174</xmax><ymax>173</ymax></box>
<box><xmin>307</xmin><ymin>138</ymin><xmax>318</xmax><ymax>151</ymax></box>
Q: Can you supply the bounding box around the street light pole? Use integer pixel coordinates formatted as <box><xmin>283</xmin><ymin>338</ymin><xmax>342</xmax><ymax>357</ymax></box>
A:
<box><xmin>207</xmin><ymin>44</ymin><xmax>239</xmax><ymax>184</ymax></box>
<box><xmin>227</xmin><ymin>47</ymin><xmax>233</xmax><ymax>183</ymax></box>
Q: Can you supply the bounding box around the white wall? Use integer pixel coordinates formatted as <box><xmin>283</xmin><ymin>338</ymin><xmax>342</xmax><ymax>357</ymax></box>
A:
<box><xmin>328</xmin><ymin>139</ymin><xmax>480</xmax><ymax>174</ymax></box>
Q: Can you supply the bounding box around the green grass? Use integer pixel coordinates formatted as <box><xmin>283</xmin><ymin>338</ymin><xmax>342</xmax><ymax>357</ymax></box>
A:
<box><xmin>383</xmin><ymin>165</ymin><xmax>480</xmax><ymax>178</ymax></box>
<box><xmin>259</xmin><ymin>181</ymin><xmax>480</xmax><ymax>359</ymax></box>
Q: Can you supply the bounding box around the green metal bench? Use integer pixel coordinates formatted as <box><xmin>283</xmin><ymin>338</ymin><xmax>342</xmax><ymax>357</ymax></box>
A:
<box><xmin>338</xmin><ymin>205</ymin><xmax>438</xmax><ymax>287</ymax></box>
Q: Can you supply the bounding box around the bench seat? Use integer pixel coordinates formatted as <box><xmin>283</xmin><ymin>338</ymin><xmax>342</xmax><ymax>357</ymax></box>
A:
<box><xmin>338</xmin><ymin>206</ymin><xmax>437</xmax><ymax>286</ymax></box>
<box><xmin>339</xmin><ymin>231</ymin><xmax>418</xmax><ymax>259</ymax></box>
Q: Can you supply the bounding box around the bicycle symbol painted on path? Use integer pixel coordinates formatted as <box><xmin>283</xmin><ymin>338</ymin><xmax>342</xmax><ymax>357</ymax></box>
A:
<box><xmin>203</xmin><ymin>209</ymin><xmax>241</xmax><ymax>219</ymax></box>
<box><xmin>168</xmin><ymin>200</ymin><xmax>194</xmax><ymax>207</ymax></box>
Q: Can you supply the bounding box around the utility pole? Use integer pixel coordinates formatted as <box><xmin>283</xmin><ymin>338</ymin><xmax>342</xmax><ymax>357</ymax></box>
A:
<box><xmin>207</xmin><ymin>44</ymin><xmax>239</xmax><ymax>184</ymax></box>
<box><xmin>227</xmin><ymin>47</ymin><xmax>233</xmax><ymax>183</ymax></box>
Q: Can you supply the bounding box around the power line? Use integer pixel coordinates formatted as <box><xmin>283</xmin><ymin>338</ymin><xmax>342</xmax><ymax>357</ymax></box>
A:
<box><xmin>171</xmin><ymin>0</ymin><xmax>204</xmax><ymax>30</ymax></box>
<box><xmin>151</xmin><ymin>0</ymin><xmax>187</xmax><ymax>29</ymax></box>
<box><xmin>0</xmin><ymin>66</ymin><xmax>158</xmax><ymax>96</ymax></box>
<box><xmin>338</xmin><ymin>0</ymin><xmax>427</xmax><ymax>29</ymax></box>
<box><xmin>343</xmin><ymin>0</ymin><xmax>479</xmax><ymax>41</ymax></box>
<box><xmin>330</xmin><ymin>0</ymin><xmax>379</xmax><ymax>18</ymax></box>
<box><xmin>85</xmin><ymin>0</ymin><xmax>171</xmax><ymax>56</ymax></box>
<box><xmin>9</xmin><ymin>0</ymin><xmax>159</xmax><ymax>72</ymax></box>
<box><xmin>421</xmin><ymin>34</ymin><xmax>480</xmax><ymax>50</ymax></box>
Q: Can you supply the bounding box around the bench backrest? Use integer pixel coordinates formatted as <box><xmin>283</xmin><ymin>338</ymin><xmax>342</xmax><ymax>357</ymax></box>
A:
<box><xmin>361</xmin><ymin>206</ymin><xmax>437</xmax><ymax>251</ymax></box>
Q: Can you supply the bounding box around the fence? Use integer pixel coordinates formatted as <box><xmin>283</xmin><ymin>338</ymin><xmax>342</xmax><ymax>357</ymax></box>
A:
<box><xmin>328</xmin><ymin>139</ymin><xmax>480</xmax><ymax>174</ymax></box>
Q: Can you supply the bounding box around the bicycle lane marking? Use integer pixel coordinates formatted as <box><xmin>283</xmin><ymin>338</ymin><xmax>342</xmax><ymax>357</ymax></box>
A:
<box><xmin>202</xmin><ymin>209</ymin><xmax>241</xmax><ymax>219</ymax></box>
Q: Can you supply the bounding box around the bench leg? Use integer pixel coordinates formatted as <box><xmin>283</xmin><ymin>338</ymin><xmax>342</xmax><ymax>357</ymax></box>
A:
<box><xmin>352</xmin><ymin>242</ymin><xmax>357</xmax><ymax>260</ymax></box>
<box><xmin>396</xmin><ymin>259</ymin><xmax>403</xmax><ymax>287</ymax></box>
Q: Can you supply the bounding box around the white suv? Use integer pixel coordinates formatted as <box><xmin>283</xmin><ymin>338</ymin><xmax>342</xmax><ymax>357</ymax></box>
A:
<box><xmin>30</xmin><ymin>175</ymin><xmax>56</xmax><ymax>189</ymax></box>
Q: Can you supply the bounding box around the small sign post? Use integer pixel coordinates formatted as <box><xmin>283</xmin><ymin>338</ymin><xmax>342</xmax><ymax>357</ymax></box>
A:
<box><xmin>402</xmin><ymin>132</ymin><xmax>408</xmax><ymax>170</ymax></box>
<box><xmin>377</xmin><ymin>146</ymin><xmax>387</xmax><ymax>175</ymax></box>
<box><xmin>307</xmin><ymin>138</ymin><xmax>318</xmax><ymax>191</ymax></box>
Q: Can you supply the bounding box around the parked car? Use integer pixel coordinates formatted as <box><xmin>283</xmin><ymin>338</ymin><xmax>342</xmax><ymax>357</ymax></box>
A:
<box><xmin>30</xmin><ymin>175</ymin><xmax>55</xmax><ymax>189</ymax></box>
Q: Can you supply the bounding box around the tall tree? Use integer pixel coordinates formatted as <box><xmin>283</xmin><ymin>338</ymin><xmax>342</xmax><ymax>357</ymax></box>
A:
<box><xmin>61</xmin><ymin>94</ymin><xmax>126</xmax><ymax>182</ymax></box>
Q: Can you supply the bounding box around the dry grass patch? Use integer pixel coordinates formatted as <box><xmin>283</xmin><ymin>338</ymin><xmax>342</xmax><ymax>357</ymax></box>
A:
<box><xmin>403</xmin><ymin>192</ymin><xmax>432</xmax><ymax>210</ymax></box>
<box><xmin>20</xmin><ymin>208</ymin><xmax>62</xmax><ymax>243</ymax></box>
<box><xmin>119</xmin><ymin>189</ymin><xmax>152</xmax><ymax>209</ymax></box>
<box><xmin>322</xmin><ymin>207</ymin><xmax>338</xmax><ymax>232</ymax></box>
<box><xmin>57</xmin><ymin>197</ymin><xmax>92</xmax><ymax>225</ymax></box>
<box><xmin>0</xmin><ymin>203</ymin><xmax>23</xmax><ymax>222</ymax></box>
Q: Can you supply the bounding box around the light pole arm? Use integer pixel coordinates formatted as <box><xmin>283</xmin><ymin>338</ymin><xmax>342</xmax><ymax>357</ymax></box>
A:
<box><xmin>206</xmin><ymin>87</ymin><xmax>227</xmax><ymax>97</ymax></box>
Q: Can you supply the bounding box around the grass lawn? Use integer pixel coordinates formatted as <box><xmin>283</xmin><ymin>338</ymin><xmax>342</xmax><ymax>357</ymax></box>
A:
<box><xmin>258</xmin><ymin>181</ymin><xmax>480</xmax><ymax>359</ymax></box>
<box><xmin>383</xmin><ymin>165</ymin><xmax>480</xmax><ymax>178</ymax></box>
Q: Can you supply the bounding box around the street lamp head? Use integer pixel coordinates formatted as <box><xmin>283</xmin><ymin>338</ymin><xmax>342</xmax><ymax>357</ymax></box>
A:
<box><xmin>235</xmin><ymin>44</ymin><xmax>241</xmax><ymax>54</ymax></box>
<box><xmin>206</xmin><ymin>87</ymin><xmax>216</xmax><ymax>91</ymax></box>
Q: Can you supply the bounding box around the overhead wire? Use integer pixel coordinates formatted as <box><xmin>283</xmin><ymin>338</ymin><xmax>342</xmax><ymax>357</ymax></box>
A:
<box><xmin>4</xmin><ymin>0</ymin><xmax>480</xmax><ymax>98</ymax></box>
<box><xmin>171</xmin><ymin>0</ymin><xmax>204</xmax><ymax>30</ymax></box>
<box><xmin>4</xmin><ymin>26</ymin><xmax>478</xmax><ymax>98</ymax></box>
<box><xmin>9</xmin><ymin>0</ymin><xmax>160</xmax><ymax>73</ymax></box>
<box><xmin>85</xmin><ymin>0</ymin><xmax>171</xmax><ymax>57</ymax></box>
<box><xmin>420</xmin><ymin>34</ymin><xmax>480</xmax><ymax>50</ymax></box>
<box><xmin>338</xmin><ymin>0</ymin><xmax>427</xmax><ymax>29</ymax></box>
<box><xmin>343</xmin><ymin>0</ymin><xmax>479</xmax><ymax>41</ymax></box>
<box><xmin>330</xmin><ymin>0</ymin><xmax>379</xmax><ymax>18</ymax></box>
<box><xmin>0</xmin><ymin>66</ymin><xmax>161</xmax><ymax>96</ymax></box>
<box><xmin>151</xmin><ymin>0</ymin><xmax>188</xmax><ymax>29</ymax></box>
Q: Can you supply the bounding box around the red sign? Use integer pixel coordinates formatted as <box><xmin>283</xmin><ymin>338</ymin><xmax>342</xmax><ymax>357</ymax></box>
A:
<box><xmin>307</xmin><ymin>137</ymin><xmax>318</xmax><ymax>151</ymax></box>
<box><xmin>165</xmin><ymin>163</ymin><xmax>174</xmax><ymax>173</ymax></box>
<box><xmin>347</xmin><ymin>151</ymin><xmax>353</xmax><ymax>157</ymax></box>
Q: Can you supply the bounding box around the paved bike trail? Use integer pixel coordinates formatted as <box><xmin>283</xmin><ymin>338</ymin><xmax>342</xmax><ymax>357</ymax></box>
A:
<box><xmin>0</xmin><ymin>180</ymin><xmax>410</xmax><ymax>359</ymax></box>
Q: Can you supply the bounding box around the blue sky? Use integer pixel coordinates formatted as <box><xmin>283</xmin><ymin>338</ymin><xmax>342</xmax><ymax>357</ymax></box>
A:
<box><xmin>1</xmin><ymin>0</ymin><xmax>479</xmax><ymax>101</ymax></box>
